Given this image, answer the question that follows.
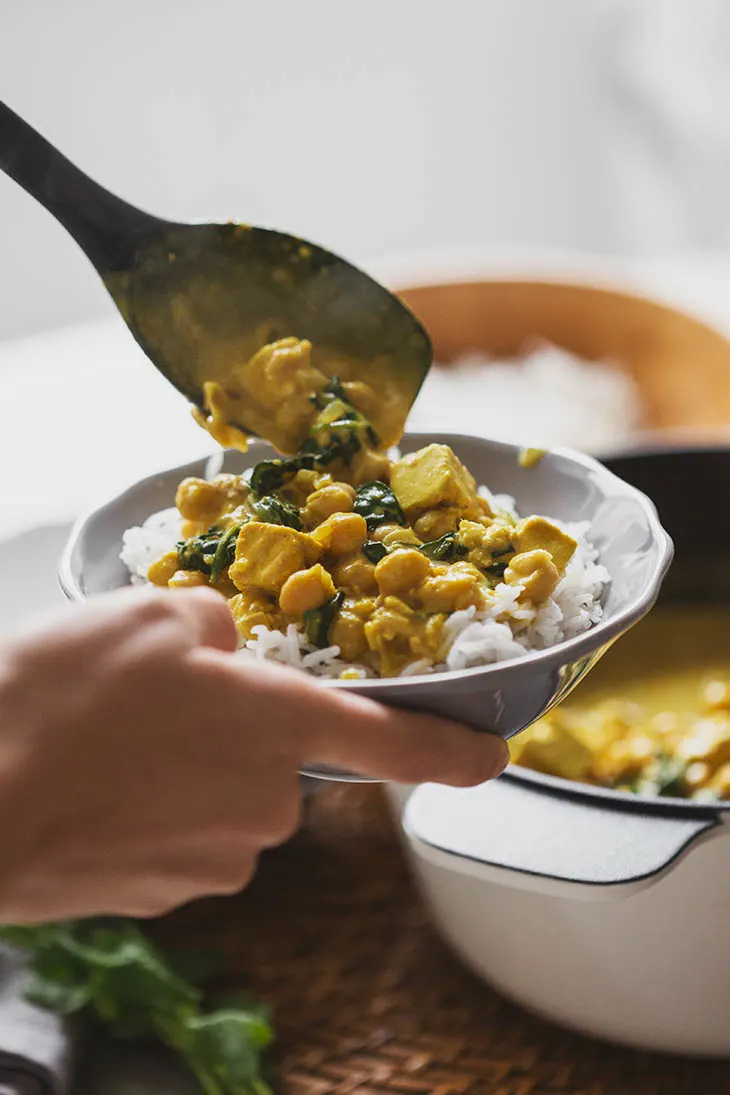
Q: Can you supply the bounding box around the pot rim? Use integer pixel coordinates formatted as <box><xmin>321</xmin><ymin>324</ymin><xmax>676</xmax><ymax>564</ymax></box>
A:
<box><xmin>504</xmin><ymin>764</ymin><xmax>730</xmax><ymax>819</ymax></box>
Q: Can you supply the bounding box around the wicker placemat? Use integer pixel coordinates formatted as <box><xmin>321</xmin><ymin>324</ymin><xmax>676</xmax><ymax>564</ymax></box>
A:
<box><xmin>157</xmin><ymin>785</ymin><xmax>730</xmax><ymax>1095</ymax></box>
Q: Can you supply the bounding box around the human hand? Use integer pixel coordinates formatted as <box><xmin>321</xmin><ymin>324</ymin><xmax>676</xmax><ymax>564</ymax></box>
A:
<box><xmin>0</xmin><ymin>587</ymin><xmax>507</xmax><ymax>922</ymax></box>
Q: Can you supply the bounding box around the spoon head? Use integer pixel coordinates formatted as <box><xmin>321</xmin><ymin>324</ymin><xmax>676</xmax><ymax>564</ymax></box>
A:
<box><xmin>104</xmin><ymin>223</ymin><xmax>432</xmax><ymax>449</ymax></box>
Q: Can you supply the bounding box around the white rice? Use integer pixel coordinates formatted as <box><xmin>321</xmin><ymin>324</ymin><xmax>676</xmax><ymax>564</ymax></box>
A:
<box><xmin>120</xmin><ymin>492</ymin><xmax>609</xmax><ymax>680</ymax></box>
<box><xmin>407</xmin><ymin>344</ymin><xmax>643</xmax><ymax>454</ymax></box>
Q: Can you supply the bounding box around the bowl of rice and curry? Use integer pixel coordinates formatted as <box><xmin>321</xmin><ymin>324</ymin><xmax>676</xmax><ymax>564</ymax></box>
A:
<box><xmin>61</xmin><ymin>328</ymin><xmax>671</xmax><ymax>782</ymax></box>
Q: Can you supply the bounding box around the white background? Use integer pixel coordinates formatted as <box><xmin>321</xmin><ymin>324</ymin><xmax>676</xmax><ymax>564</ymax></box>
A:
<box><xmin>1</xmin><ymin>0</ymin><xmax>617</xmax><ymax>341</ymax></box>
<box><xmin>4</xmin><ymin>3</ymin><xmax>730</xmax><ymax>605</ymax></box>
<box><xmin>6</xmin><ymin>1</ymin><xmax>730</xmax><ymax>341</ymax></box>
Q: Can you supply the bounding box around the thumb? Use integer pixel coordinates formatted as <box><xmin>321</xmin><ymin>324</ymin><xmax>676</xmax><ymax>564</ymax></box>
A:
<box><xmin>302</xmin><ymin>689</ymin><xmax>510</xmax><ymax>786</ymax></box>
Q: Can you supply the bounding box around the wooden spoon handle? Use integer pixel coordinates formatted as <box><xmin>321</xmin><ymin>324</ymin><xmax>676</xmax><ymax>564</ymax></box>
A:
<box><xmin>0</xmin><ymin>101</ymin><xmax>165</xmax><ymax>272</ymax></box>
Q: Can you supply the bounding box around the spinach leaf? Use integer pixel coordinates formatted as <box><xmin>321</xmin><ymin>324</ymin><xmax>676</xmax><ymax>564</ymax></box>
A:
<box><xmin>361</xmin><ymin>539</ymin><xmax>388</xmax><ymax>564</ymax></box>
<box><xmin>310</xmin><ymin>410</ymin><xmax>360</xmax><ymax>432</ymax></box>
<box><xmin>323</xmin><ymin>375</ymin><xmax>348</xmax><ymax>402</ymax></box>
<box><xmin>248</xmin><ymin>431</ymin><xmax>361</xmax><ymax>498</ymax></box>
<box><xmin>176</xmin><ymin>528</ymin><xmax>222</xmax><ymax>576</ymax></box>
<box><xmin>210</xmin><ymin>525</ymin><xmax>242</xmax><ymax>583</ymax></box>
<box><xmin>304</xmin><ymin>591</ymin><xmax>345</xmax><ymax>648</ymax></box>
<box><xmin>419</xmin><ymin>532</ymin><xmax>469</xmax><ymax>562</ymax></box>
<box><xmin>249</xmin><ymin>496</ymin><xmax>302</xmax><ymax>530</ymax></box>
<box><xmin>249</xmin><ymin>375</ymin><xmax>381</xmax><ymax>500</ymax></box>
<box><xmin>249</xmin><ymin>459</ymin><xmax>292</xmax><ymax>496</ymax></box>
<box><xmin>299</xmin><ymin>430</ymin><xmax>362</xmax><ymax>467</ymax></box>
<box><xmin>0</xmin><ymin>919</ymin><xmax>274</xmax><ymax>1095</ymax></box>
<box><xmin>653</xmin><ymin>754</ymin><xmax>689</xmax><ymax>798</ymax></box>
<box><xmin>483</xmin><ymin>546</ymin><xmax>515</xmax><ymax>580</ymax></box>
<box><xmin>353</xmin><ymin>481</ymin><xmax>405</xmax><ymax>532</ymax></box>
<box><xmin>309</xmin><ymin>375</ymin><xmax>348</xmax><ymax>409</ymax></box>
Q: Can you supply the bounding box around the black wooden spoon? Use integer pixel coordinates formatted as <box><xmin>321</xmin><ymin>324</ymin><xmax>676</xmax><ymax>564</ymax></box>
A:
<box><xmin>0</xmin><ymin>102</ymin><xmax>432</xmax><ymax>449</ymax></box>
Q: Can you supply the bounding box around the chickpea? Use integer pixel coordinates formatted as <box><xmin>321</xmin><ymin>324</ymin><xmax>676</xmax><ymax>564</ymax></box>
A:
<box><xmin>348</xmin><ymin>448</ymin><xmax>392</xmax><ymax>486</ymax></box>
<box><xmin>230</xmin><ymin>590</ymin><xmax>283</xmax><ymax>639</ymax></box>
<box><xmin>301</xmin><ymin>483</ymin><xmax>357</xmax><ymax>528</ymax></box>
<box><xmin>331</xmin><ymin>556</ymin><xmax>379</xmax><ymax>595</ymax></box>
<box><xmin>279</xmin><ymin>565</ymin><xmax>336</xmax><ymax>616</ymax></box>
<box><xmin>167</xmin><ymin>569</ymin><xmax>209</xmax><ymax>589</ymax></box>
<box><xmin>413</xmin><ymin>508</ymin><xmax>462</xmax><ymax>541</ymax></box>
<box><xmin>175</xmin><ymin>474</ymin><xmax>247</xmax><ymax>524</ymax></box>
<box><xmin>418</xmin><ymin>562</ymin><xmax>488</xmax><ymax>613</ymax></box>
<box><xmin>348</xmin><ymin>596</ymin><xmax>378</xmax><ymax>618</ymax></box>
<box><xmin>290</xmin><ymin>468</ymin><xmax>320</xmax><ymax>503</ymax></box>
<box><xmin>147</xmin><ymin>551</ymin><xmax>180</xmax><ymax>587</ymax></box>
<box><xmin>175</xmin><ymin>477</ymin><xmax>225</xmax><ymax>523</ymax></box>
<box><xmin>504</xmin><ymin>549</ymin><xmax>560</xmax><ymax>603</ymax></box>
<box><xmin>311</xmin><ymin>512</ymin><xmax>367</xmax><ymax>556</ymax></box>
<box><xmin>371</xmin><ymin>523</ymin><xmax>422</xmax><ymax>547</ymax></box>
<box><xmin>375</xmin><ymin>549</ymin><xmax>430</xmax><ymax>596</ymax></box>
<box><xmin>330</xmin><ymin>610</ymin><xmax>369</xmax><ymax>661</ymax></box>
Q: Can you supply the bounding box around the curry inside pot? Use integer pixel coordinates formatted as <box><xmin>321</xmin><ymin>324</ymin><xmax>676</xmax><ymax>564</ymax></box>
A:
<box><xmin>510</xmin><ymin>449</ymin><xmax>730</xmax><ymax>802</ymax></box>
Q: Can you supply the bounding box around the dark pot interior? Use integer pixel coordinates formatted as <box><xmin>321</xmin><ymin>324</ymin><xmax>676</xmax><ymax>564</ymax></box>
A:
<box><xmin>508</xmin><ymin>445</ymin><xmax>730</xmax><ymax>816</ymax></box>
<box><xmin>603</xmin><ymin>447</ymin><xmax>729</xmax><ymax>605</ymax></box>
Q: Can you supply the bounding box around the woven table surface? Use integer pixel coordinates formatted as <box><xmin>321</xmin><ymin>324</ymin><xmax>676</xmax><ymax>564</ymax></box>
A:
<box><xmin>157</xmin><ymin>784</ymin><xmax>730</xmax><ymax>1095</ymax></box>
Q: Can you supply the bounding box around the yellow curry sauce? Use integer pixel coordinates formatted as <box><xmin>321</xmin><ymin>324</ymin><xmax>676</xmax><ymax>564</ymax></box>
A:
<box><xmin>511</xmin><ymin>607</ymin><xmax>730</xmax><ymax>801</ymax></box>
<box><xmin>146</xmin><ymin>337</ymin><xmax>577</xmax><ymax>677</ymax></box>
<box><xmin>192</xmin><ymin>335</ymin><xmax>414</xmax><ymax>454</ymax></box>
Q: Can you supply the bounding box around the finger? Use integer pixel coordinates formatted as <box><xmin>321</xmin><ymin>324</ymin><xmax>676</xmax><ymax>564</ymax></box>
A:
<box><xmin>96</xmin><ymin>585</ymin><xmax>238</xmax><ymax>653</ymax></box>
<box><xmin>10</xmin><ymin>585</ymin><xmax>239</xmax><ymax>660</ymax></box>
<box><xmin>165</xmin><ymin>586</ymin><xmax>239</xmax><ymax>653</ymax></box>
<box><xmin>302</xmin><ymin>690</ymin><xmax>510</xmax><ymax>787</ymax></box>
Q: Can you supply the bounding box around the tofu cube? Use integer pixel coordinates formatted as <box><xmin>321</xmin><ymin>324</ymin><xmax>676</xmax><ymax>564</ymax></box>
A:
<box><xmin>390</xmin><ymin>444</ymin><xmax>478</xmax><ymax>514</ymax></box>
<box><xmin>229</xmin><ymin>522</ymin><xmax>321</xmax><ymax>595</ymax></box>
<box><xmin>515</xmin><ymin>516</ymin><xmax>577</xmax><ymax>573</ymax></box>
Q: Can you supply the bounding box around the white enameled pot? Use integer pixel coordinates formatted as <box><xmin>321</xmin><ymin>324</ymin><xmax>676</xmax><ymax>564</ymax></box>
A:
<box><xmin>390</xmin><ymin>448</ymin><xmax>730</xmax><ymax>1057</ymax></box>
<box><xmin>401</xmin><ymin>775</ymin><xmax>730</xmax><ymax>1057</ymax></box>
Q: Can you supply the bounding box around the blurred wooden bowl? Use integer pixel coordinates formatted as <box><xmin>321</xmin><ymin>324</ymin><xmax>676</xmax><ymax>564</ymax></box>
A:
<box><xmin>395</xmin><ymin>279</ymin><xmax>730</xmax><ymax>442</ymax></box>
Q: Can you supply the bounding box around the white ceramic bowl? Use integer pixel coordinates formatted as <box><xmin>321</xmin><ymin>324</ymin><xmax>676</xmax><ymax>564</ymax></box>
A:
<box><xmin>60</xmin><ymin>432</ymin><xmax>672</xmax><ymax>780</ymax></box>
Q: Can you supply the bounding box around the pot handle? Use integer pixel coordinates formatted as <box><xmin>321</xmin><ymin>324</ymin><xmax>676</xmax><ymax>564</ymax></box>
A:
<box><xmin>403</xmin><ymin>773</ymin><xmax>722</xmax><ymax>900</ymax></box>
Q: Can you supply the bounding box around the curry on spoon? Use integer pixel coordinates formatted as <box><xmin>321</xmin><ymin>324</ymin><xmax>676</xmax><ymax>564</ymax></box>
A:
<box><xmin>0</xmin><ymin>102</ymin><xmax>431</xmax><ymax>450</ymax></box>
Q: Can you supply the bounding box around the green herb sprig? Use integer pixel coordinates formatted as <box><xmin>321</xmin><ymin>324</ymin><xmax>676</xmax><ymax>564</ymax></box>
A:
<box><xmin>0</xmin><ymin>920</ymin><xmax>273</xmax><ymax>1095</ymax></box>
